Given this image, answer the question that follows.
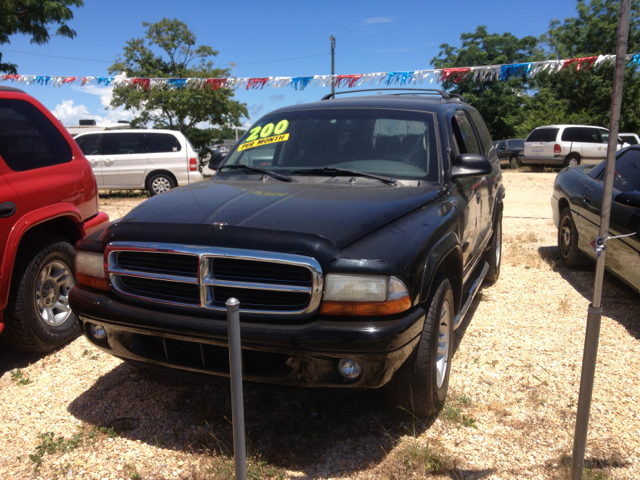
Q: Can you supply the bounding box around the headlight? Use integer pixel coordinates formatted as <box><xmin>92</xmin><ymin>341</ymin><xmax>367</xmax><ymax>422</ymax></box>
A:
<box><xmin>75</xmin><ymin>251</ymin><xmax>109</xmax><ymax>290</ymax></box>
<box><xmin>320</xmin><ymin>274</ymin><xmax>411</xmax><ymax>316</ymax></box>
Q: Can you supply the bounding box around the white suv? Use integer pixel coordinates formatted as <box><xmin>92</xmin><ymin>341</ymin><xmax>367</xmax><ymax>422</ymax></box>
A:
<box><xmin>73</xmin><ymin>129</ymin><xmax>203</xmax><ymax>195</ymax></box>
<box><xmin>521</xmin><ymin>125</ymin><xmax>625</xmax><ymax>168</ymax></box>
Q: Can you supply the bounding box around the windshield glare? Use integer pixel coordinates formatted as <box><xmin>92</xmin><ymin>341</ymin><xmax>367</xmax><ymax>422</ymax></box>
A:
<box><xmin>223</xmin><ymin>109</ymin><xmax>440</xmax><ymax>181</ymax></box>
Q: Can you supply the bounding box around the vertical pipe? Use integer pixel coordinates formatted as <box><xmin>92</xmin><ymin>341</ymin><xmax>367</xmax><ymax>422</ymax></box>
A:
<box><xmin>571</xmin><ymin>1</ymin><xmax>630</xmax><ymax>478</ymax></box>
<box><xmin>226</xmin><ymin>297</ymin><xmax>247</xmax><ymax>480</ymax></box>
<box><xmin>330</xmin><ymin>36</ymin><xmax>336</xmax><ymax>97</ymax></box>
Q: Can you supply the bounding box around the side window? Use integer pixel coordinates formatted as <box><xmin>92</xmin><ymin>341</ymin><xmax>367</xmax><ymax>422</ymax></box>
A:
<box><xmin>582</xmin><ymin>128</ymin><xmax>602</xmax><ymax>144</ymax></box>
<box><xmin>452</xmin><ymin>111</ymin><xmax>481</xmax><ymax>155</ymax></box>
<box><xmin>75</xmin><ymin>134</ymin><xmax>101</xmax><ymax>155</ymax></box>
<box><xmin>613</xmin><ymin>150</ymin><xmax>640</xmax><ymax>192</ymax></box>
<box><xmin>496</xmin><ymin>141</ymin><xmax>506</xmax><ymax>151</ymax></box>
<box><xmin>467</xmin><ymin>109</ymin><xmax>493</xmax><ymax>155</ymax></box>
<box><xmin>102</xmin><ymin>133</ymin><xmax>145</xmax><ymax>155</ymax></box>
<box><xmin>0</xmin><ymin>99</ymin><xmax>72</xmax><ymax>172</ymax></box>
<box><xmin>146</xmin><ymin>133</ymin><xmax>182</xmax><ymax>153</ymax></box>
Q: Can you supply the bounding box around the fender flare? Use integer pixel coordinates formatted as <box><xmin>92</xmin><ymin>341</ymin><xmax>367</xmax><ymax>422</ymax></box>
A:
<box><xmin>419</xmin><ymin>231</ymin><xmax>463</xmax><ymax>313</ymax></box>
<box><xmin>0</xmin><ymin>203</ymin><xmax>82</xmax><ymax>311</ymax></box>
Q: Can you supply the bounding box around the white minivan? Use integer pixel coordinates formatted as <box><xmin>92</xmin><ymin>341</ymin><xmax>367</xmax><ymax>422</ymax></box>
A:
<box><xmin>521</xmin><ymin>125</ymin><xmax>625</xmax><ymax>168</ymax></box>
<box><xmin>74</xmin><ymin>129</ymin><xmax>203</xmax><ymax>195</ymax></box>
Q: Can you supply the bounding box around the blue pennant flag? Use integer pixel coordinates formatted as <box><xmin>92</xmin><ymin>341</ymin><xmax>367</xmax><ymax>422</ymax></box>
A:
<box><xmin>385</xmin><ymin>71</ymin><xmax>415</xmax><ymax>85</ymax></box>
<box><xmin>291</xmin><ymin>77</ymin><xmax>313</xmax><ymax>90</ymax></box>
<box><xmin>499</xmin><ymin>63</ymin><xmax>531</xmax><ymax>81</ymax></box>
<box><xmin>97</xmin><ymin>77</ymin><xmax>113</xmax><ymax>86</ymax></box>
<box><xmin>35</xmin><ymin>76</ymin><xmax>51</xmax><ymax>85</ymax></box>
<box><xmin>629</xmin><ymin>54</ymin><xmax>640</xmax><ymax>67</ymax></box>
<box><xmin>168</xmin><ymin>79</ymin><xmax>187</xmax><ymax>89</ymax></box>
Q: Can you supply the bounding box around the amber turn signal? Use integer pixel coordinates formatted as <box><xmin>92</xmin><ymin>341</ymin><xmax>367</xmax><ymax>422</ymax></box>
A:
<box><xmin>319</xmin><ymin>296</ymin><xmax>411</xmax><ymax>316</ymax></box>
<box><xmin>76</xmin><ymin>271</ymin><xmax>110</xmax><ymax>291</ymax></box>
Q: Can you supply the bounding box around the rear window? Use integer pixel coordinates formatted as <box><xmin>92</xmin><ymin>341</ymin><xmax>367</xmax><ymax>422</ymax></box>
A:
<box><xmin>526</xmin><ymin>128</ymin><xmax>559</xmax><ymax>143</ymax></box>
<box><xmin>0</xmin><ymin>99</ymin><xmax>72</xmax><ymax>172</ymax></box>
<box><xmin>467</xmin><ymin>109</ymin><xmax>494</xmax><ymax>155</ymax></box>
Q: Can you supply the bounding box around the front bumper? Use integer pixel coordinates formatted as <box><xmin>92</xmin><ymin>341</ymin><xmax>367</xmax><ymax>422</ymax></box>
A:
<box><xmin>70</xmin><ymin>286</ymin><xmax>425</xmax><ymax>389</ymax></box>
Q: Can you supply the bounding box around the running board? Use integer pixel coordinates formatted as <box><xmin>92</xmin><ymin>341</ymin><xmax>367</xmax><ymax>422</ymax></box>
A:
<box><xmin>454</xmin><ymin>261</ymin><xmax>489</xmax><ymax>330</ymax></box>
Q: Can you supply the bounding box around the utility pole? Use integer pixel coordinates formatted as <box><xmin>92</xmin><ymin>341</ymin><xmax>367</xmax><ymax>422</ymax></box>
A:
<box><xmin>330</xmin><ymin>36</ymin><xmax>336</xmax><ymax>96</ymax></box>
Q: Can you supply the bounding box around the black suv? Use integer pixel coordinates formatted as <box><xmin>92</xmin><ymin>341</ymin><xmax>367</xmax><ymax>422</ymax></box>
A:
<box><xmin>70</xmin><ymin>89</ymin><xmax>504</xmax><ymax>418</ymax></box>
<box><xmin>494</xmin><ymin>139</ymin><xmax>525</xmax><ymax>169</ymax></box>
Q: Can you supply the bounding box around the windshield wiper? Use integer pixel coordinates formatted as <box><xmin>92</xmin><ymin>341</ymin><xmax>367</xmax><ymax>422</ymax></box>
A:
<box><xmin>291</xmin><ymin>167</ymin><xmax>398</xmax><ymax>186</ymax></box>
<box><xmin>220</xmin><ymin>164</ymin><xmax>291</xmax><ymax>182</ymax></box>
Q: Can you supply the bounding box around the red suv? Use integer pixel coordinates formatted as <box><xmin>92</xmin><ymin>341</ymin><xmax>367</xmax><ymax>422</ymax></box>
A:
<box><xmin>0</xmin><ymin>86</ymin><xmax>109</xmax><ymax>352</ymax></box>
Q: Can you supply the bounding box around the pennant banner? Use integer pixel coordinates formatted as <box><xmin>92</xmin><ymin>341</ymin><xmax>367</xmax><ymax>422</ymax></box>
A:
<box><xmin>1</xmin><ymin>54</ymin><xmax>636</xmax><ymax>92</ymax></box>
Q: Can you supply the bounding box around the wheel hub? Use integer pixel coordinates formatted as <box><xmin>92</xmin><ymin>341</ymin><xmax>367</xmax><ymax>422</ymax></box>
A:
<box><xmin>36</xmin><ymin>260</ymin><xmax>75</xmax><ymax>327</ymax></box>
<box><xmin>436</xmin><ymin>300</ymin><xmax>451</xmax><ymax>389</ymax></box>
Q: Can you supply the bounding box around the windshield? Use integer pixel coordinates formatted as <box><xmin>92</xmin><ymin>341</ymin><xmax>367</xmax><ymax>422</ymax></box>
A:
<box><xmin>223</xmin><ymin>108</ymin><xmax>440</xmax><ymax>181</ymax></box>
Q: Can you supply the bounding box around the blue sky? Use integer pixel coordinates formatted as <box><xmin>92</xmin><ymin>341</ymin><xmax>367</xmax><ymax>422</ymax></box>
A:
<box><xmin>1</xmin><ymin>0</ymin><xmax>582</xmax><ymax>128</ymax></box>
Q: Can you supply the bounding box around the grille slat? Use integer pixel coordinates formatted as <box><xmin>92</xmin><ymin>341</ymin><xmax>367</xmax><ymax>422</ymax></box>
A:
<box><xmin>107</xmin><ymin>244</ymin><xmax>323</xmax><ymax>315</ymax></box>
<box><xmin>117</xmin><ymin>251</ymin><xmax>198</xmax><ymax>277</ymax></box>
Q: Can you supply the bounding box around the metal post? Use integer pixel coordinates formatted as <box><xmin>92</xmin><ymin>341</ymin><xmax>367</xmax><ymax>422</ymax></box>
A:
<box><xmin>330</xmin><ymin>36</ymin><xmax>336</xmax><ymax>96</ymax></box>
<box><xmin>571</xmin><ymin>1</ymin><xmax>630</xmax><ymax>478</ymax></box>
<box><xmin>226</xmin><ymin>297</ymin><xmax>247</xmax><ymax>480</ymax></box>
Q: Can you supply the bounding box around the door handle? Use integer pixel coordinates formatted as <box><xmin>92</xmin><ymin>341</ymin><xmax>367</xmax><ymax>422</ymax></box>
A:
<box><xmin>583</xmin><ymin>194</ymin><xmax>592</xmax><ymax>203</ymax></box>
<box><xmin>0</xmin><ymin>201</ymin><xmax>16</xmax><ymax>218</ymax></box>
<box><xmin>104</xmin><ymin>158</ymin><xmax>114</xmax><ymax>166</ymax></box>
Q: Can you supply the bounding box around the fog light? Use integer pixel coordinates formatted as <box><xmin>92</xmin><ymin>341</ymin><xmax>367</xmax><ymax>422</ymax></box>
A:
<box><xmin>338</xmin><ymin>359</ymin><xmax>361</xmax><ymax>380</ymax></box>
<box><xmin>89</xmin><ymin>323</ymin><xmax>106</xmax><ymax>340</ymax></box>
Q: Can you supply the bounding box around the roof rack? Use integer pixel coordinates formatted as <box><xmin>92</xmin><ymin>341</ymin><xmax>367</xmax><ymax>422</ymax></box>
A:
<box><xmin>321</xmin><ymin>88</ymin><xmax>454</xmax><ymax>101</ymax></box>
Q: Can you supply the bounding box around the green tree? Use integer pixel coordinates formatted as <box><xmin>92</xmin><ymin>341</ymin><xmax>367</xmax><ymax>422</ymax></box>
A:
<box><xmin>431</xmin><ymin>26</ymin><xmax>545</xmax><ymax>140</ymax></box>
<box><xmin>538</xmin><ymin>0</ymin><xmax>640</xmax><ymax>133</ymax></box>
<box><xmin>0</xmin><ymin>0</ymin><xmax>83</xmax><ymax>73</ymax></box>
<box><xmin>108</xmin><ymin>18</ymin><xmax>247</xmax><ymax>156</ymax></box>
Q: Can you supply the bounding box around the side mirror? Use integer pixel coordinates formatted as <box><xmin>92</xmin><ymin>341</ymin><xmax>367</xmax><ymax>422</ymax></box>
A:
<box><xmin>208</xmin><ymin>151</ymin><xmax>228</xmax><ymax>170</ymax></box>
<box><xmin>451</xmin><ymin>154</ymin><xmax>493</xmax><ymax>180</ymax></box>
<box><xmin>615</xmin><ymin>191</ymin><xmax>640</xmax><ymax>209</ymax></box>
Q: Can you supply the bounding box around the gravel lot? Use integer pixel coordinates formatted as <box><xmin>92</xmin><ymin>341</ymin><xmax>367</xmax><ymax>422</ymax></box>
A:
<box><xmin>1</xmin><ymin>172</ymin><xmax>639</xmax><ymax>480</ymax></box>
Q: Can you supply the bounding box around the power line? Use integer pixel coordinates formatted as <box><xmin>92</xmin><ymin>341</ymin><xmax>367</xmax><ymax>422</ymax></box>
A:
<box><xmin>1</xmin><ymin>48</ymin><xmax>331</xmax><ymax>67</ymax></box>
<box><xmin>2</xmin><ymin>49</ymin><xmax>111</xmax><ymax>63</ymax></box>
<box><xmin>222</xmin><ymin>53</ymin><xmax>330</xmax><ymax>66</ymax></box>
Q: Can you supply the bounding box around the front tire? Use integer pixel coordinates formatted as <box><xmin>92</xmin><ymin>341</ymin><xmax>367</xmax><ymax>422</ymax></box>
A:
<box><xmin>509</xmin><ymin>155</ymin><xmax>520</xmax><ymax>169</ymax></box>
<box><xmin>558</xmin><ymin>207</ymin><xmax>584</xmax><ymax>266</ymax></box>
<box><xmin>1</xmin><ymin>240</ymin><xmax>80</xmax><ymax>353</ymax></box>
<box><xmin>147</xmin><ymin>173</ymin><xmax>176</xmax><ymax>196</ymax></box>
<box><xmin>388</xmin><ymin>276</ymin><xmax>454</xmax><ymax>419</ymax></box>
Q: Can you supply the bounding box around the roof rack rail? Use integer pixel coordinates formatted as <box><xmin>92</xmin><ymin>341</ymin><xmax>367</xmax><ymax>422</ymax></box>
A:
<box><xmin>449</xmin><ymin>93</ymin><xmax>468</xmax><ymax>103</ymax></box>
<box><xmin>321</xmin><ymin>88</ymin><xmax>452</xmax><ymax>101</ymax></box>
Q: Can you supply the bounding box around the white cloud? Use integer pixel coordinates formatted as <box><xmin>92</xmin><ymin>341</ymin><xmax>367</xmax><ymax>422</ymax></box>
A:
<box><xmin>52</xmin><ymin>100</ymin><xmax>99</xmax><ymax>126</ymax></box>
<box><xmin>74</xmin><ymin>84</ymin><xmax>115</xmax><ymax>108</ymax></box>
<box><xmin>51</xmin><ymin>99</ymin><xmax>135</xmax><ymax>126</ymax></box>
<box><xmin>363</xmin><ymin>16</ymin><xmax>395</xmax><ymax>25</ymax></box>
<box><xmin>269</xmin><ymin>94</ymin><xmax>285</xmax><ymax>103</ymax></box>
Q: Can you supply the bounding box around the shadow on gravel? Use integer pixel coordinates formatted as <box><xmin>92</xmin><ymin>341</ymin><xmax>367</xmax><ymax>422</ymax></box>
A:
<box><xmin>537</xmin><ymin>245</ymin><xmax>640</xmax><ymax>340</ymax></box>
<box><xmin>0</xmin><ymin>344</ymin><xmax>49</xmax><ymax>377</ymax></box>
<box><xmin>66</xmin><ymin>307</ymin><xmax>484</xmax><ymax>478</ymax></box>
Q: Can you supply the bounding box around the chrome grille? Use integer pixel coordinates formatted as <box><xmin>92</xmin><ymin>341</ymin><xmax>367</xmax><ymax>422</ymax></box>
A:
<box><xmin>106</xmin><ymin>242</ymin><xmax>323</xmax><ymax>315</ymax></box>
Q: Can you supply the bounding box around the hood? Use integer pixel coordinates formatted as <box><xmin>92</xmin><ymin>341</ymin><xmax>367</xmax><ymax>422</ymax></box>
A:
<box><xmin>118</xmin><ymin>177</ymin><xmax>442</xmax><ymax>249</ymax></box>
